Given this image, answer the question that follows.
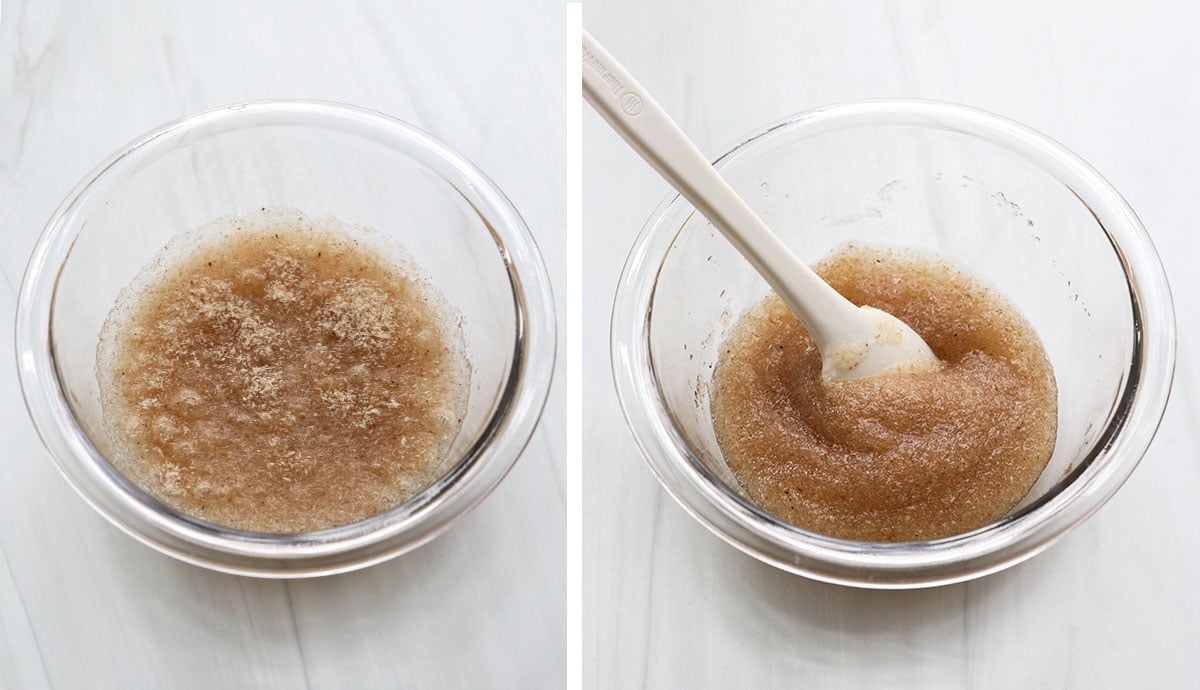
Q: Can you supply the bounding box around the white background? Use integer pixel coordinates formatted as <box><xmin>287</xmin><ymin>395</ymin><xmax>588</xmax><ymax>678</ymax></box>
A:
<box><xmin>0</xmin><ymin>1</ymin><xmax>564</xmax><ymax>688</ymax></box>
<box><xmin>584</xmin><ymin>1</ymin><xmax>1200</xmax><ymax>688</ymax></box>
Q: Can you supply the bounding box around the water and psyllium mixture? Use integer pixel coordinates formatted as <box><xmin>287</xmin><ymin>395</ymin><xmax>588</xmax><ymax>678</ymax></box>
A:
<box><xmin>711</xmin><ymin>243</ymin><xmax>1057</xmax><ymax>542</ymax></box>
<box><xmin>98</xmin><ymin>210</ymin><xmax>469</xmax><ymax>533</ymax></box>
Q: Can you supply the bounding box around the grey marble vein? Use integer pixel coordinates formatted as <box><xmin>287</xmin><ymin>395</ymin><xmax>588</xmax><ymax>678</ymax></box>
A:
<box><xmin>0</xmin><ymin>545</ymin><xmax>53</xmax><ymax>690</ymax></box>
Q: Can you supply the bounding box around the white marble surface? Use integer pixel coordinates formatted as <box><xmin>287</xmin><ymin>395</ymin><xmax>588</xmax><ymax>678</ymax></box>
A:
<box><xmin>0</xmin><ymin>1</ymin><xmax>563</xmax><ymax>688</ymax></box>
<box><xmin>585</xmin><ymin>1</ymin><xmax>1200</xmax><ymax>688</ymax></box>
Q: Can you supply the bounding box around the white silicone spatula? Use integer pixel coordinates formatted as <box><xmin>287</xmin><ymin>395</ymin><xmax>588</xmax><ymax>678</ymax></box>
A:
<box><xmin>583</xmin><ymin>31</ymin><xmax>940</xmax><ymax>379</ymax></box>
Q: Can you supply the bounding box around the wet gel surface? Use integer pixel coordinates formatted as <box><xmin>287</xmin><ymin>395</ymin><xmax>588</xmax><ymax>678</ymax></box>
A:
<box><xmin>98</xmin><ymin>210</ymin><xmax>468</xmax><ymax>533</ymax></box>
<box><xmin>711</xmin><ymin>244</ymin><xmax>1057</xmax><ymax>542</ymax></box>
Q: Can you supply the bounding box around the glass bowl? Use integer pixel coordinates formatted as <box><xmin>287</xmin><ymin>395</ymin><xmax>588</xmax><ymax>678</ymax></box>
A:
<box><xmin>16</xmin><ymin>100</ymin><xmax>556</xmax><ymax>577</ymax></box>
<box><xmin>612</xmin><ymin>100</ymin><xmax>1174</xmax><ymax>588</ymax></box>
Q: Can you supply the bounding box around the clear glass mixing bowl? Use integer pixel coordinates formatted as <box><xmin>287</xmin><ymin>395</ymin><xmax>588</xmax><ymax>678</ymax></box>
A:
<box><xmin>612</xmin><ymin>100</ymin><xmax>1174</xmax><ymax>588</ymax></box>
<box><xmin>16</xmin><ymin>100</ymin><xmax>556</xmax><ymax>577</ymax></box>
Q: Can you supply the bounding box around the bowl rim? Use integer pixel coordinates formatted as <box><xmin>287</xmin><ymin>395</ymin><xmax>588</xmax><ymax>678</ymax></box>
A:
<box><xmin>610</xmin><ymin>98</ymin><xmax>1176</xmax><ymax>589</ymax></box>
<box><xmin>15</xmin><ymin>99</ymin><xmax>557</xmax><ymax>577</ymax></box>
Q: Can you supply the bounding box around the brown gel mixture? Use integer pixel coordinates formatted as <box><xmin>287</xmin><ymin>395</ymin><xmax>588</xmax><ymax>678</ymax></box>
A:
<box><xmin>711</xmin><ymin>244</ymin><xmax>1057</xmax><ymax>542</ymax></box>
<box><xmin>98</xmin><ymin>211</ymin><xmax>468</xmax><ymax>533</ymax></box>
